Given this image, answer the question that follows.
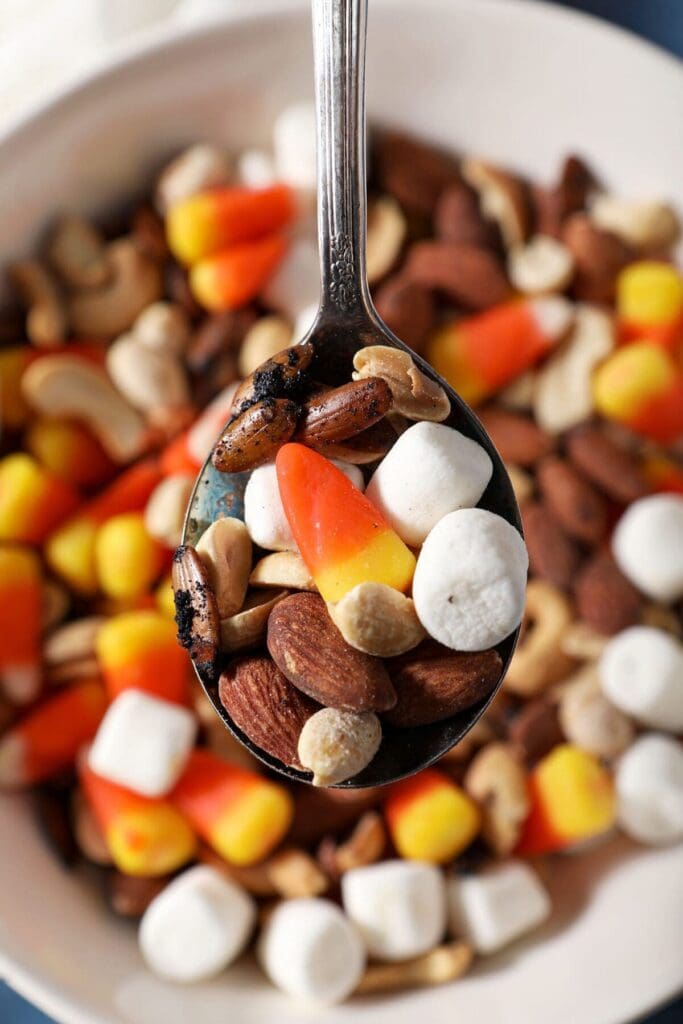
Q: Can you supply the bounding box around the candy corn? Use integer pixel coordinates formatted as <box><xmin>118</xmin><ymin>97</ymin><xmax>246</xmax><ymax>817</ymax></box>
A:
<box><xmin>427</xmin><ymin>297</ymin><xmax>573</xmax><ymax>405</ymax></box>
<box><xmin>617</xmin><ymin>261</ymin><xmax>683</xmax><ymax>350</ymax></box>
<box><xmin>593</xmin><ymin>342</ymin><xmax>683</xmax><ymax>443</ymax></box>
<box><xmin>155</xmin><ymin>573</ymin><xmax>176</xmax><ymax>619</ymax></box>
<box><xmin>160</xmin><ymin>430</ymin><xmax>202</xmax><ymax>478</ymax></box>
<box><xmin>167</xmin><ymin>183</ymin><xmax>296</xmax><ymax>265</ymax></box>
<box><xmin>25</xmin><ymin>417</ymin><xmax>115</xmax><ymax>490</ymax></box>
<box><xmin>0</xmin><ymin>347</ymin><xmax>33</xmax><ymax>431</ymax></box>
<box><xmin>190</xmin><ymin>235</ymin><xmax>287</xmax><ymax>312</ymax></box>
<box><xmin>515</xmin><ymin>744</ymin><xmax>616</xmax><ymax>856</ymax></box>
<box><xmin>384</xmin><ymin>769</ymin><xmax>480</xmax><ymax>863</ymax></box>
<box><xmin>276</xmin><ymin>444</ymin><xmax>416</xmax><ymax>602</ymax></box>
<box><xmin>80</xmin><ymin>761</ymin><xmax>196</xmax><ymax>876</ymax></box>
<box><xmin>159</xmin><ymin>383</ymin><xmax>239</xmax><ymax>477</ymax></box>
<box><xmin>642</xmin><ymin>455</ymin><xmax>683</xmax><ymax>495</ymax></box>
<box><xmin>0</xmin><ymin>453</ymin><xmax>79</xmax><ymax>544</ymax></box>
<box><xmin>0</xmin><ymin>545</ymin><xmax>42</xmax><ymax>705</ymax></box>
<box><xmin>95</xmin><ymin>609</ymin><xmax>189</xmax><ymax>704</ymax></box>
<box><xmin>0</xmin><ymin>681</ymin><xmax>107</xmax><ymax>788</ymax></box>
<box><xmin>94</xmin><ymin>512</ymin><xmax>166</xmax><ymax>601</ymax></box>
<box><xmin>170</xmin><ymin>749</ymin><xmax>293</xmax><ymax>866</ymax></box>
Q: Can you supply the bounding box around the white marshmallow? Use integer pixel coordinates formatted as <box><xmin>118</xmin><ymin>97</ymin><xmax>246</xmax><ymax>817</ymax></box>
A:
<box><xmin>612</xmin><ymin>494</ymin><xmax>683</xmax><ymax>603</ymax></box>
<box><xmin>139</xmin><ymin>866</ymin><xmax>256</xmax><ymax>983</ymax></box>
<box><xmin>272</xmin><ymin>102</ymin><xmax>317</xmax><ymax>191</ymax></box>
<box><xmin>599</xmin><ymin>626</ymin><xmax>683</xmax><ymax>733</ymax></box>
<box><xmin>341</xmin><ymin>860</ymin><xmax>447</xmax><ymax>962</ymax></box>
<box><xmin>615</xmin><ymin>734</ymin><xmax>683</xmax><ymax>844</ymax></box>
<box><xmin>236</xmin><ymin>147</ymin><xmax>276</xmax><ymax>189</ymax></box>
<box><xmin>261</xmin><ymin>238</ymin><xmax>320</xmax><ymax>321</ymax></box>
<box><xmin>366</xmin><ymin>422</ymin><xmax>493</xmax><ymax>547</ymax></box>
<box><xmin>448</xmin><ymin>861</ymin><xmax>551</xmax><ymax>954</ymax></box>
<box><xmin>413</xmin><ymin>508</ymin><xmax>528</xmax><ymax>651</ymax></box>
<box><xmin>244</xmin><ymin>459</ymin><xmax>363</xmax><ymax>552</ymax></box>
<box><xmin>257</xmin><ymin>898</ymin><xmax>365</xmax><ymax>1004</ymax></box>
<box><xmin>88</xmin><ymin>690</ymin><xmax>196</xmax><ymax>798</ymax></box>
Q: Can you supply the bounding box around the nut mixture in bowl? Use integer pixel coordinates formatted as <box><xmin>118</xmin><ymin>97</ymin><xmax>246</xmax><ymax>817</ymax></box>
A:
<box><xmin>0</xmin><ymin>105</ymin><xmax>682</xmax><ymax>1004</ymax></box>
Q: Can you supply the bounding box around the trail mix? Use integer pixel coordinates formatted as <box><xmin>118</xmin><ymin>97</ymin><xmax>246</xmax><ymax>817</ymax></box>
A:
<box><xmin>0</xmin><ymin>104</ymin><xmax>682</xmax><ymax>1004</ymax></box>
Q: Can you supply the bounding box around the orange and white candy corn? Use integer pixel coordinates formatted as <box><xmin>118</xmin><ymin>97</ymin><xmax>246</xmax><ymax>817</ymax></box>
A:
<box><xmin>25</xmin><ymin>417</ymin><xmax>115</xmax><ymax>490</ymax></box>
<box><xmin>0</xmin><ymin>453</ymin><xmax>79</xmax><ymax>545</ymax></box>
<box><xmin>617</xmin><ymin>261</ymin><xmax>683</xmax><ymax>350</ymax></box>
<box><xmin>94</xmin><ymin>512</ymin><xmax>166</xmax><ymax>602</ymax></box>
<box><xmin>95</xmin><ymin>609</ymin><xmax>190</xmax><ymax>705</ymax></box>
<box><xmin>0</xmin><ymin>545</ymin><xmax>42</xmax><ymax>704</ymax></box>
<box><xmin>190</xmin><ymin>235</ymin><xmax>288</xmax><ymax>312</ymax></box>
<box><xmin>593</xmin><ymin>342</ymin><xmax>683</xmax><ymax>443</ymax></box>
<box><xmin>384</xmin><ymin>768</ymin><xmax>480</xmax><ymax>863</ymax></box>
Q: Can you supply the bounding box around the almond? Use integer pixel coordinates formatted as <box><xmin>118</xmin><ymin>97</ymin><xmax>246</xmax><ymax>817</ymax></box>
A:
<box><xmin>573</xmin><ymin>552</ymin><xmax>641</xmax><ymax>636</ymax></box>
<box><xmin>565</xmin><ymin>425</ymin><xmax>649</xmax><ymax>504</ymax></box>
<box><xmin>374</xmin><ymin>275</ymin><xmax>436</xmax><ymax>354</ymax></box>
<box><xmin>296</xmin><ymin>377</ymin><xmax>392</xmax><ymax>445</ymax></box>
<box><xmin>373</xmin><ymin>131</ymin><xmax>460</xmax><ymax>216</ymax></box>
<box><xmin>477</xmin><ymin>408</ymin><xmax>552</xmax><ymax>466</ymax></box>
<box><xmin>232</xmin><ymin>340</ymin><xmax>314</xmax><ymax>412</ymax></box>
<box><xmin>521</xmin><ymin>500</ymin><xmax>583</xmax><ymax>590</ymax></box>
<box><xmin>562</xmin><ymin>213</ymin><xmax>632</xmax><ymax>302</ymax></box>
<box><xmin>211</xmin><ymin>397</ymin><xmax>299</xmax><ymax>473</ymax></box>
<box><xmin>404</xmin><ymin>241</ymin><xmax>511</xmax><ymax>310</ymax></box>
<box><xmin>384</xmin><ymin>641</ymin><xmax>502</xmax><ymax>727</ymax></box>
<box><xmin>507</xmin><ymin>697</ymin><xmax>564</xmax><ymax>765</ymax></box>
<box><xmin>219</xmin><ymin>655</ymin><xmax>317</xmax><ymax>768</ymax></box>
<box><xmin>172</xmin><ymin>544</ymin><xmax>220</xmax><ymax>679</ymax></box>
<box><xmin>532</xmin><ymin>155</ymin><xmax>595</xmax><ymax>238</ymax></box>
<box><xmin>434</xmin><ymin>182</ymin><xmax>499</xmax><ymax>249</ymax></box>
<box><xmin>536</xmin><ymin>456</ymin><xmax>607</xmax><ymax>546</ymax></box>
<box><xmin>267</xmin><ymin>592</ymin><xmax>396</xmax><ymax>712</ymax></box>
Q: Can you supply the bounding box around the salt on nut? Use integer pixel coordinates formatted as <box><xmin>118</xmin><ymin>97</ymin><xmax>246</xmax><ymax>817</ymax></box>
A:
<box><xmin>134</xmin><ymin>301</ymin><xmax>191</xmax><ymax>356</ymax></box>
<box><xmin>599</xmin><ymin>626</ymin><xmax>683</xmax><ymax>733</ymax></box>
<box><xmin>140</xmin><ymin>865</ymin><xmax>256</xmax><ymax>983</ymax></box>
<box><xmin>9</xmin><ymin>260</ymin><xmax>67</xmax><ymax>347</ymax></box>
<box><xmin>155</xmin><ymin>143</ymin><xmax>230</xmax><ymax>213</ymax></box>
<box><xmin>144</xmin><ymin>474</ymin><xmax>194</xmax><ymax>549</ymax></box>
<box><xmin>448</xmin><ymin>861</ymin><xmax>551</xmax><ymax>954</ymax></box>
<box><xmin>461</xmin><ymin>157</ymin><xmax>530</xmax><ymax>249</ymax></box>
<box><xmin>558</xmin><ymin>666</ymin><xmax>634</xmax><ymax>759</ymax></box>
<box><xmin>219</xmin><ymin>589</ymin><xmax>288</xmax><ymax>653</ymax></box>
<box><xmin>272</xmin><ymin>103</ymin><xmax>318</xmax><ymax>191</ymax></box>
<box><xmin>249</xmin><ymin>551</ymin><xmax>317</xmax><ymax>592</ymax></box>
<box><xmin>22</xmin><ymin>354</ymin><xmax>147</xmax><ymax>463</ymax></box>
<box><xmin>196</xmin><ymin>517</ymin><xmax>252</xmax><ymax>619</ymax></box>
<box><xmin>298</xmin><ymin>708</ymin><xmax>382</xmax><ymax>786</ymax></box>
<box><xmin>46</xmin><ymin>215</ymin><xmax>110</xmax><ymax>290</ymax></box>
<box><xmin>505</xmin><ymin>580</ymin><xmax>574</xmax><ymax>696</ymax></box>
<box><xmin>464</xmin><ymin>743</ymin><xmax>530</xmax><ymax>856</ymax></box>
<box><xmin>507</xmin><ymin>235</ymin><xmax>574</xmax><ymax>294</ymax></box>
<box><xmin>258</xmin><ymin>897</ymin><xmax>365</xmax><ymax>1004</ymax></box>
<box><xmin>327</xmin><ymin>582</ymin><xmax>426</xmax><ymax>657</ymax></box>
<box><xmin>590</xmin><ymin>195</ymin><xmax>680</xmax><ymax>251</ymax></box>
<box><xmin>352</xmin><ymin>345</ymin><xmax>450</xmax><ymax>422</ymax></box>
<box><xmin>237</xmin><ymin>316</ymin><xmax>293</xmax><ymax>378</ymax></box>
<box><xmin>106</xmin><ymin>332</ymin><xmax>190</xmax><ymax>414</ymax></box>
<box><xmin>366</xmin><ymin>196</ymin><xmax>407</xmax><ymax>284</ymax></box>
<box><xmin>366</xmin><ymin>422</ymin><xmax>493</xmax><ymax>547</ymax></box>
<box><xmin>413</xmin><ymin>508</ymin><xmax>528</xmax><ymax>652</ymax></box>
<box><xmin>612</xmin><ymin>495</ymin><xmax>683</xmax><ymax>604</ymax></box>
<box><xmin>615</xmin><ymin>734</ymin><xmax>683</xmax><ymax>845</ymax></box>
<box><xmin>68</xmin><ymin>238</ymin><xmax>163</xmax><ymax>339</ymax></box>
<box><xmin>341</xmin><ymin>860</ymin><xmax>447</xmax><ymax>962</ymax></box>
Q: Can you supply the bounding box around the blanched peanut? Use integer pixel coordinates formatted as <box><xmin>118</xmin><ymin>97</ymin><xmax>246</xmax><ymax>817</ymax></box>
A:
<box><xmin>134</xmin><ymin>302</ymin><xmax>191</xmax><ymax>356</ymax></box>
<box><xmin>220</xmin><ymin>589</ymin><xmax>288</xmax><ymax>652</ymax></box>
<box><xmin>353</xmin><ymin>345</ymin><xmax>450</xmax><ymax>422</ymax></box>
<box><xmin>298</xmin><ymin>708</ymin><xmax>382</xmax><ymax>786</ymax></box>
<box><xmin>155</xmin><ymin>143</ymin><xmax>230</xmax><ymax>213</ymax></box>
<box><xmin>238</xmin><ymin>316</ymin><xmax>293</xmax><ymax>378</ymax></box>
<box><xmin>196</xmin><ymin>517</ymin><xmax>252</xmax><ymax>618</ymax></box>
<box><xmin>249</xmin><ymin>551</ymin><xmax>317</xmax><ymax>592</ymax></box>
<box><xmin>144</xmin><ymin>474</ymin><xmax>194</xmax><ymax>549</ymax></box>
<box><xmin>327</xmin><ymin>582</ymin><xmax>426</xmax><ymax>657</ymax></box>
<box><xmin>508</xmin><ymin>235</ymin><xmax>574</xmax><ymax>294</ymax></box>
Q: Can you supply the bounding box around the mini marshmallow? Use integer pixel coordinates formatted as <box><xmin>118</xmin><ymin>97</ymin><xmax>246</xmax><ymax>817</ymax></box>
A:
<box><xmin>448</xmin><ymin>861</ymin><xmax>551</xmax><ymax>954</ymax></box>
<box><xmin>257</xmin><ymin>898</ymin><xmax>365</xmax><ymax>1004</ymax></box>
<box><xmin>88</xmin><ymin>690</ymin><xmax>196</xmax><ymax>798</ymax></box>
<box><xmin>139</xmin><ymin>865</ymin><xmax>256</xmax><ymax>983</ymax></box>
<box><xmin>341</xmin><ymin>860</ymin><xmax>447</xmax><ymax>962</ymax></box>
<box><xmin>244</xmin><ymin>459</ymin><xmax>363</xmax><ymax>552</ymax></box>
<box><xmin>236</xmin><ymin>148</ymin><xmax>276</xmax><ymax>188</ymax></box>
<box><xmin>615</xmin><ymin>734</ymin><xmax>683</xmax><ymax>844</ymax></box>
<box><xmin>272</xmin><ymin>102</ymin><xmax>317</xmax><ymax>191</ymax></box>
<box><xmin>612</xmin><ymin>494</ymin><xmax>683</xmax><ymax>603</ymax></box>
<box><xmin>261</xmin><ymin>238</ymin><xmax>320</xmax><ymax>321</ymax></box>
<box><xmin>599</xmin><ymin>626</ymin><xmax>683</xmax><ymax>733</ymax></box>
<box><xmin>366</xmin><ymin>422</ymin><xmax>493</xmax><ymax>547</ymax></box>
<box><xmin>413</xmin><ymin>508</ymin><xmax>528</xmax><ymax>651</ymax></box>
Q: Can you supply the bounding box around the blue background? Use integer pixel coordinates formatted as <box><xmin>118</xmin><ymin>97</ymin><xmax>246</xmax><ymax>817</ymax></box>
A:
<box><xmin>1</xmin><ymin>0</ymin><xmax>681</xmax><ymax>1021</ymax></box>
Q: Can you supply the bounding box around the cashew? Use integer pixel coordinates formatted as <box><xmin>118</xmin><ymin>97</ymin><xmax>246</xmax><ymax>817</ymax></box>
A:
<box><xmin>355</xmin><ymin>941</ymin><xmax>472</xmax><ymax>994</ymax></box>
<box><xmin>462</xmin><ymin>157</ymin><xmax>529</xmax><ymax>248</ymax></box>
<box><xmin>327</xmin><ymin>582</ymin><xmax>426</xmax><ymax>657</ymax></box>
<box><xmin>67</xmin><ymin>238</ymin><xmax>163</xmax><ymax>338</ymax></box>
<box><xmin>250</xmin><ymin>551</ymin><xmax>317</xmax><ymax>591</ymax></box>
<box><xmin>298</xmin><ymin>708</ymin><xmax>382</xmax><ymax>786</ymax></box>
<box><xmin>219</xmin><ymin>589</ymin><xmax>288</xmax><ymax>652</ymax></box>
<box><xmin>9</xmin><ymin>260</ymin><xmax>67</xmax><ymax>347</ymax></box>
<box><xmin>533</xmin><ymin>304</ymin><xmax>614</xmax><ymax>434</ymax></box>
<box><xmin>464</xmin><ymin>742</ymin><xmax>530</xmax><ymax>855</ymax></box>
<box><xmin>46</xmin><ymin>657</ymin><xmax>100</xmax><ymax>687</ymax></box>
<box><xmin>43</xmin><ymin>616</ymin><xmax>106</xmax><ymax>667</ymax></box>
<box><xmin>21</xmin><ymin>354</ymin><xmax>147</xmax><ymax>463</ymax></box>
<box><xmin>265</xmin><ymin>848</ymin><xmax>329</xmax><ymax>898</ymax></box>
<box><xmin>106</xmin><ymin>332</ymin><xmax>190</xmax><ymax>414</ymax></box>
<box><xmin>196</xmin><ymin>516</ymin><xmax>252</xmax><ymax>618</ymax></box>
<box><xmin>505</xmin><ymin>463</ymin><xmax>534</xmax><ymax>505</ymax></box>
<box><xmin>41</xmin><ymin>579</ymin><xmax>70</xmax><ymax>632</ymax></box>
<box><xmin>134</xmin><ymin>301</ymin><xmax>191</xmax><ymax>356</ymax></box>
<box><xmin>366</xmin><ymin>195</ymin><xmax>407</xmax><ymax>284</ymax></box>
<box><xmin>508</xmin><ymin>235</ymin><xmax>574</xmax><ymax>294</ymax></box>
<box><xmin>641</xmin><ymin>603</ymin><xmax>683</xmax><ymax>638</ymax></box>
<box><xmin>46</xmin><ymin>214</ymin><xmax>110</xmax><ymax>289</ymax></box>
<box><xmin>505</xmin><ymin>579</ymin><xmax>575</xmax><ymax>696</ymax></box>
<box><xmin>319</xmin><ymin>811</ymin><xmax>386</xmax><ymax>877</ymax></box>
<box><xmin>499</xmin><ymin>370</ymin><xmax>537</xmax><ymax>411</ymax></box>
<box><xmin>559</xmin><ymin>620</ymin><xmax>609</xmax><ymax>661</ymax></box>
<box><xmin>155</xmin><ymin>143</ymin><xmax>230</xmax><ymax>213</ymax></box>
<box><xmin>558</xmin><ymin>665</ymin><xmax>634</xmax><ymax>759</ymax></box>
<box><xmin>590</xmin><ymin>195</ymin><xmax>680</xmax><ymax>251</ymax></box>
<box><xmin>144</xmin><ymin>474</ymin><xmax>194</xmax><ymax>548</ymax></box>
<box><xmin>352</xmin><ymin>345</ymin><xmax>450</xmax><ymax>422</ymax></box>
<box><xmin>238</xmin><ymin>316</ymin><xmax>293</xmax><ymax>378</ymax></box>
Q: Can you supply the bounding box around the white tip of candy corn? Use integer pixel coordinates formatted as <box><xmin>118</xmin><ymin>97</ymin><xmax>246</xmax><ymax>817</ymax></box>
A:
<box><xmin>530</xmin><ymin>295</ymin><xmax>574</xmax><ymax>339</ymax></box>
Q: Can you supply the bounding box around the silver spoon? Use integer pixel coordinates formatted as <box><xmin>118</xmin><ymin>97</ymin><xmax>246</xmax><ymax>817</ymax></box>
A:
<box><xmin>181</xmin><ymin>0</ymin><xmax>521</xmax><ymax>787</ymax></box>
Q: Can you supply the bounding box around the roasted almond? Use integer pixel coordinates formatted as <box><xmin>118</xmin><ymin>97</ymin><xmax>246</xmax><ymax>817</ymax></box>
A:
<box><xmin>373</xmin><ymin>275</ymin><xmax>436</xmax><ymax>355</ymax></box>
<box><xmin>306</xmin><ymin>417</ymin><xmax>397</xmax><ymax>464</ymax></box>
<box><xmin>108</xmin><ymin>873</ymin><xmax>168</xmax><ymax>918</ymax></box>
<box><xmin>267</xmin><ymin>592</ymin><xmax>396</xmax><ymax>712</ymax></box>
<box><xmin>373</xmin><ymin>131</ymin><xmax>460</xmax><ymax>216</ymax></box>
<box><xmin>404</xmin><ymin>241</ymin><xmax>511</xmax><ymax>310</ymax></box>
<box><xmin>211</xmin><ymin>397</ymin><xmax>299</xmax><ymax>473</ymax></box>
<box><xmin>521</xmin><ymin>500</ymin><xmax>583</xmax><ymax>590</ymax></box>
<box><xmin>573</xmin><ymin>552</ymin><xmax>641</xmax><ymax>636</ymax></box>
<box><xmin>532</xmin><ymin>154</ymin><xmax>596</xmax><ymax>238</ymax></box>
<box><xmin>232</xmin><ymin>340</ymin><xmax>314</xmax><ymax>412</ymax></box>
<box><xmin>296</xmin><ymin>377</ymin><xmax>392</xmax><ymax>446</ymax></box>
<box><xmin>562</xmin><ymin>213</ymin><xmax>632</xmax><ymax>303</ymax></box>
<box><xmin>172</xmin><ymin>544</ymin><xmax>220</xmax><ymax>679</ymax></box>
<box><xmin>384</xmin><ymin>641</ymin><xmax>502</xmax><ymax>727</ymax></box>
<box><xmin>536</xmin><ymin>456</ymin><xmax>607</xmax><ymax>546</ymax></box>
<box><xmin>434</xmin><ymin>181</ymin><xmax>499</xmax><ymax>249</ymax></box>
<box><xmin>507</xmin><ymin>697</ymin><xmax>564</xmax><ymax>765</ymax></box>
<box><xmin>219</xmin><ymin>655</ymin><xmax>317</xmax><ymax>768</ymax></box>
<box><xmin>565</xmin><ymin>425</ymin><xmax>649</xmax><ymax>504</ymax></box>
<box><xmin>477</xmin><ymin>408</ymin><xmax>552</xmax><ymax>466</ymax></box>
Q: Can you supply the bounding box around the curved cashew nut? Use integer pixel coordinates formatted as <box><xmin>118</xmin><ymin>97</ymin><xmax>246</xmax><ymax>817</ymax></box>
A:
<box><xmin>47</xmin><ymin>215</ymin><xmax>110</xmax><ymax>289</ymax></box>
<box><xmin>106</xmin><ymin>332</ymin><xmax>190</xmax><ymax>414</ymax></box>
<box><xmin>9</xmin><ymin>260</ymin><xmax>67</xmax><ymax>347</ymax></box>
<box><xmin>68</xmin><ymin>238</ymin><xmax>163</xmax><ymax>338</ymax></box>
<box><xmin>464</xmin><ymin>742</ymin><xmax>530</xmax><ymax>855</ymax></box>
<box><xmin>462</xmin><ymin>157</ymin><xmax>530</xmax><ymax>249</ymax></box>
<box><xmin>366</xmin><ymin>196</ymin><xmax>407</xmax><ymax>284</ymax></box>
<box><xmin>504</xmin><ymin>579</ymin><xmax>574</xmax><ymax>696</ymax></box>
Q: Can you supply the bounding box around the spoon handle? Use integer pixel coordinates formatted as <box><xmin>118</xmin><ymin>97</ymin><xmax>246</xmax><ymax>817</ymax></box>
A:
<box><xmin>312</xmin><ymin>0</ymin><xmax>373</xmax><ymax>323</ymax></box>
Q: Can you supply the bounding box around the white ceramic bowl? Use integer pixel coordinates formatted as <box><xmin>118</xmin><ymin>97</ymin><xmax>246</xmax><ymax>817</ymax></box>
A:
<box><xmin>1</xmin><ymin>2</ymin><xmax>682</xmax><ymax>1022</ymax></box>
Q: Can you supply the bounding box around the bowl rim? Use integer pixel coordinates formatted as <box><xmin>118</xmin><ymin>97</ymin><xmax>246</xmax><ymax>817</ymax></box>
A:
<box><xmin>0</xmin><ymin>1</ymin><xmax>681</xmax><ymax>1022</ymax></box>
